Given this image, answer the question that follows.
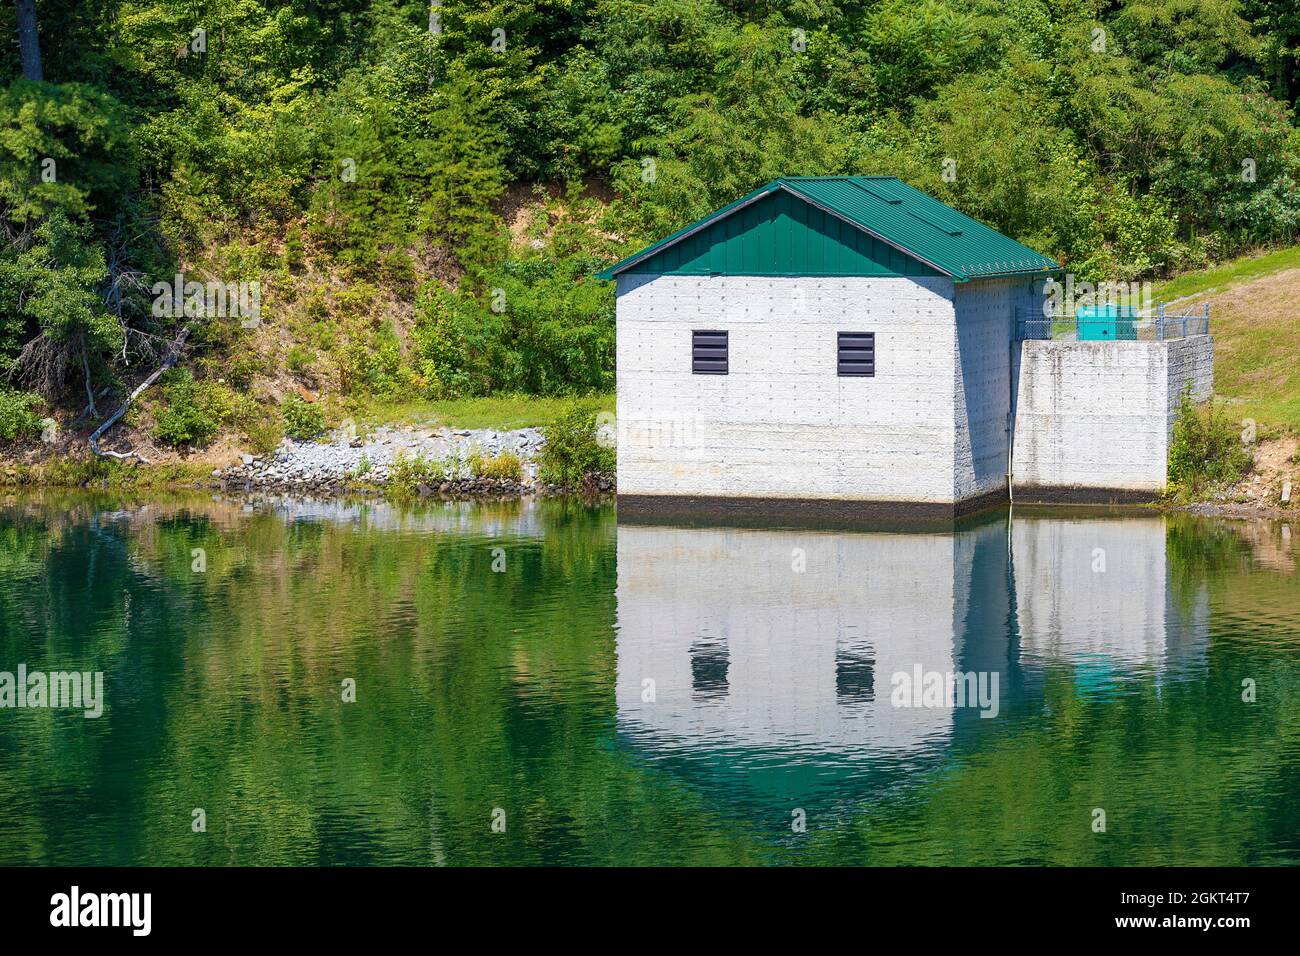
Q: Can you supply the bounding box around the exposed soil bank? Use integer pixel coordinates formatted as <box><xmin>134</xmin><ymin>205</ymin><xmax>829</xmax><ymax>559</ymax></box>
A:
<box><xmin>1169</xmin><ymin>435</ymin><xmax>1298</xmax><ymax>520</ymax></box>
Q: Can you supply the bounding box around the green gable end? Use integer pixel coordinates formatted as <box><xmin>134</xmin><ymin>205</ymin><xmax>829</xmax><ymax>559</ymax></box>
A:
<box><xmin>624</xmin><ymin>188</ymin><xmax>942</xmax><ymax>279</ymax></box>
<box><xmin>596</xmin><ymin>177</ymin><xmax>1060</xmax><ymax>282</ymax></box>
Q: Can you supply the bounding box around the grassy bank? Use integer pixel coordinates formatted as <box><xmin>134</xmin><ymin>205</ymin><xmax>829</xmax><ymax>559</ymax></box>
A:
<box><xmin>0</xmin><ymin>457</ymin><xmax>214</xmax><ymax>492</ymax></box>
<box><xmin>1154</xmin><ymin>247</ymin><xmax>1300</xmax><ymax>303</ymax></box>
<box><xmin>1155</xmin><ymin>248</ymin><xmax>1300</xmax><ymax>432</ymax></box>
<box><xmin>1153</xmin><ymin>247</ymin><xmax>1300</xmax><ymax>509</ymax></box>
<box><xmin>348</xmin><ymin>393</ymin><xmax>614</xmax><ymax>431</ymax></box>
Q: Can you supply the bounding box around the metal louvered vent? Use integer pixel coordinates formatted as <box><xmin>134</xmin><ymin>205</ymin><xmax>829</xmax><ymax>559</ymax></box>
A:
<box><xmin>692</xmin><ymin>330</ymin><xmax>728</xmax><ymax>374</ymax></box>
<box><xmin>838</xmin><ymin>331</ymin><xmax>875</xmax><ymax>377</ymax></box>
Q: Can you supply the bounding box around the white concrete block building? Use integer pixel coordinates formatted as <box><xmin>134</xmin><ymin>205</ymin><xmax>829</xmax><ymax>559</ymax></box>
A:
<box><xmin>598</xmin><ymin>177</ymin><xmax>1211</xmax><ymax>518</ymax></box>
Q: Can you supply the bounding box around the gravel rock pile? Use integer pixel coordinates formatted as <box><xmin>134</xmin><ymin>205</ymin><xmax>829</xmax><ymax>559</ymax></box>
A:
<box><xmin>213</xmin><ymin>424</ymin><xmax>548</xmax><ymax>495</ymax></box>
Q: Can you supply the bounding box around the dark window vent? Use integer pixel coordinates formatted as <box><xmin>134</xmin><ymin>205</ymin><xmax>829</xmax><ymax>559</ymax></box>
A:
<box><xmin>838</xmin><ymin>331</ymin><xmax>875</xmax><ymax>377</ymax></box>
<box><xmin>690</xmin><ymin>639</ymin><xmax>730</xmax><ymax>698</ymax></box>
<box><xmin>692</xmin><ymin>330</ymin><xmax>728</xmax><ymax>375</ymax></box>
<box><xmin>835</xmin><ymin>647</ymin><xmax>875</xmax><ymax>703</ymax></box>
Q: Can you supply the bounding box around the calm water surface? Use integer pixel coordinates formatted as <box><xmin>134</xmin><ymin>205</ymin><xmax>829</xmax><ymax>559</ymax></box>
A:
<box><xmin>1</xmin><ymin>493</ymin><xmax>1297</xmax><ymax>865</ymax></box>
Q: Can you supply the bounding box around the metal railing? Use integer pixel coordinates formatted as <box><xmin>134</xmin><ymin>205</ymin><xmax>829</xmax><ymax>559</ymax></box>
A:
<box><xmin>1015</xmin><ymin>303</ymin><xmax>1210</xmax><ymax>342</ymax></box>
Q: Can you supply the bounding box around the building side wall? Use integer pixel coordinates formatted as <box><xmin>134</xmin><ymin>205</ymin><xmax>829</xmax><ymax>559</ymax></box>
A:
<box><xmin>952</xmin><ymin>278</ymin><xmax>1040</xmax><ymax>501</ymax></box>
<box><xmin>615</xmin><ymin>274</ymin><xmax>960</xmax><ymax>502</ymax></box>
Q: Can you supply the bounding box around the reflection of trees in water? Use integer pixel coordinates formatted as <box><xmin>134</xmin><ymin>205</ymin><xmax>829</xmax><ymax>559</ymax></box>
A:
<box><xmin>1166</xmin><ymin>513</ymin><xmax>1256</xmax><ymax>613</ymax></box>
<box><xmin>3</xmin><ymin>495</ymin><xmax>713</xmax><ymax>865</ymax></box>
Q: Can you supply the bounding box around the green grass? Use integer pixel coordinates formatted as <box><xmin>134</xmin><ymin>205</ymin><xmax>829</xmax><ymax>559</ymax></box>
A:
<box><xmin>1151</xmin><ymin>245</ymin><xmax>1300</xmax><ymax>432</ymax></box>
<box><xmin>0</xmin><ymin>457</ymin><xmax>213</xmax><ymax>490</ymax></box>
<box><xmin>1154</xmin><ymin>246</ymin><xmax>1300</xmax><ymax>302</ymax></box>
<box><xmin>1208</xmin><ymin>312</ymin><xmax>1300</xmax><ymax>433</ymax></box>
<box><xmin>349</xmin><ymin>393</ymin><xmax>614</xmax><ymax>431</ymax></box>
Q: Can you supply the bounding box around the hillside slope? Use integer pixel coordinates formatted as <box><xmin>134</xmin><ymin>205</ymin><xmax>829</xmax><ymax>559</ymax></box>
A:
<box><xmin>1162</xmin><ymin>253</ymin><xmax>1300</xmax><ymax>432</ymax></box>
<box><xmin>1152</xmin><ymin>249</ymin><xmax>1300</xmax><ymax>513</ymax></box>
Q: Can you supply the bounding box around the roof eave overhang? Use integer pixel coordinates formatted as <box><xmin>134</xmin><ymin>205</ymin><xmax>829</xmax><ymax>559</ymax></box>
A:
<box><xmin>955</xmin><ymin>264</ymin><xmax>1064</xmax><ymax>283</ymax></box>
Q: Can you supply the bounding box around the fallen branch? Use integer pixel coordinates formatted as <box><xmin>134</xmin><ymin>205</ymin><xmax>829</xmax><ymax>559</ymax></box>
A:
<box><xmin>89</xmin><ymin>326</ymin><xmax>190</xmax><ymax>464</ymax></box>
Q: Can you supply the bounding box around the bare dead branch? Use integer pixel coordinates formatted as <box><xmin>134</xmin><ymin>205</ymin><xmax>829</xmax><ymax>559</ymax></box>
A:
<box><xmin>89</xmin><ymin>326</ymin><xmax>190</xmax><ymax>465</ymax></box>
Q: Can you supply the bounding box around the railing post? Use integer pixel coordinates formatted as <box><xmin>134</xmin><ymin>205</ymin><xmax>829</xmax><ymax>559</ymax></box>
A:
<box><xmin>1157</xmin><ymin>303</ymin><xmax>1164</xmax><ymax>341</ymax></box>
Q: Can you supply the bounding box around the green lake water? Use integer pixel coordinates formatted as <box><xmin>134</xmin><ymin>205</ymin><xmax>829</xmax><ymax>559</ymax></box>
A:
<box><xmin>0</xmin><ymin>493</ymin><xmax>1297</xmax><ymax>866</ymax></box>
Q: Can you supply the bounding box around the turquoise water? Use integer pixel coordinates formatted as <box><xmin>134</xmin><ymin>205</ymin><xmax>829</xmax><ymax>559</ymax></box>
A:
<box><xmin>0</xmin><ymin>493</ymin><xmax>1297</xmax><ymax>865</ymax></box>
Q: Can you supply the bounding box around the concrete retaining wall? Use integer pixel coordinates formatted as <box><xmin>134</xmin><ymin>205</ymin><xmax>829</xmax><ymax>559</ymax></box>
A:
<box><xmin>1011</xmin><ymin>335</ymin><xmax>1213</xmax><ymax>498</ymax></box>
<box><xmin>1166</xmin><ymin>334</ymin><xmax>1215</xmax><ymax>411</ymax></box>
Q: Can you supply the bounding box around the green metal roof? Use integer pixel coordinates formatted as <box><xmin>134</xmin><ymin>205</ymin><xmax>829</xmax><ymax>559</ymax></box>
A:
<box><xmin>595</xmin><ymin>176</ymin><xmax>1060</xmax><ymax>283</ymax></box>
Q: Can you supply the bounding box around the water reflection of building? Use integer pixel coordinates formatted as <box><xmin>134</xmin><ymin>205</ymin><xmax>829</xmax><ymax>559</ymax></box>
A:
<box><xmin>615</xmin><ymin>526</ymin><xmax>960</xmax><ymax>758</ymax></box>
<box><xmin>1011</xmin><ymin>513</ymin><xmax>1209</xmax><ymax>681</ymax></box>
<box><xmin>614</xmin><ymin>512</ymin><xmax>1209</xmax><ymax>803</ymax></box>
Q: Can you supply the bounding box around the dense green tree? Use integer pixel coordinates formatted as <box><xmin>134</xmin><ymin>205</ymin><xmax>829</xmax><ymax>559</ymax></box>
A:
<box><xmin>417</xmin><ymin>65</ymin><xmax>510</xmax><ymax>277</ymax></box>
<box><xmin>5</xmin><ymin>0</ymin><xmax>1300</xmax><ymax>416</ymax></box>
<box><xmin>1</xmin><ymin>212</ymin><xmax>118</xmax><ymax>401</ymax></box>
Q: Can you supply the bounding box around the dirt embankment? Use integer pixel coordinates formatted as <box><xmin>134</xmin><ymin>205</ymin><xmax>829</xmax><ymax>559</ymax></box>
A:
<box><xmin>1177</xmin><ymin>435</ymin><xmax>1299</xmax><ymax>519</ymax></box>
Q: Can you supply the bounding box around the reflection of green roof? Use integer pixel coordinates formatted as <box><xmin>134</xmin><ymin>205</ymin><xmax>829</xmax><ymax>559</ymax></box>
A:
<box><xmin>596</xmin><ymin>177</ymin><xmax>1060</xmax><ymax>283</ymax></box>
<box><xmin>615</xmin><ymin>725</ymin><xmax>946</xmax><ymax>812</ymax></box>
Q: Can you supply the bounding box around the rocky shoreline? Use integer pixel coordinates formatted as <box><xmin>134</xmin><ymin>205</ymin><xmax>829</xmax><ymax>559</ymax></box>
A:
<box><xmin>3</xmin><ymin>418</ymin><xmax>1291</xmax><ymax>518</ymax></box>
<box><xmin>1173</xmin><ymin>500</ymin><xmax>1296</xmax><ymax>520</ymax></box>
<box><xmin>209</xmin><ymin>470</ymin><xmax>615</xmax><ymax>499</ymax></box>
<box><xmin>203</xmin><ymin>422</ymin><xmax>614</xmax><ymax>498</ymax></box>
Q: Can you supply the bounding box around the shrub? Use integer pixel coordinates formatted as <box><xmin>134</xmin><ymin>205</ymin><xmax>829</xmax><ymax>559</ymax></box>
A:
<box><xmin>410</xmin><ymin>249</ymin><xmax>615</xmax><ymax>400</ymax></box>
<box><xmin>286</xmin><ymin>345</ymin><xmax>315</xmax><ymax>376</ymax></box>
<box><xmin>198</xmin><ymin>380</ymin><xmax>249</xmax><ymax>429</ymax></box>
<box><xmin>387</xmin><ymin>453</ymin><xmax>449</xmax><ymax>496</ymax></box>
<box><xmin>469</xmin><ymin>449</ymin><xmax>522</xmax><ymax>480</ymax></box>
<box><xmin>153</xmin><ymin>370</ymin><xmax>220</xmax><ymax>447</ymax></box>
<box><xmin>0</xmin><ymin>387</ymin><xmax>43</xmax><ymax>441</ymax></box>
<box><xmin>538</xmin><ymin>404</ymin><xmax>615</xmax><ymax>487</ymax></box>
<box><xmin>1168</xmin><ymin>391</ymin><xmax>1252</xmax><ymax>498</ymax></box>
<box><xmin>243</xmin><ymin>414</ymin><xmax>284</xmax><ymax>455</ymax></box>
<box><xmin>282</xmin><ymin>394</ymin><xmax>326</xmax><ymax>440</ymax></box>
<box><xmin>337</xmin><ymin>312</ymin><xmax>414</xmax><ymax>398</ymax></box>
<box><xmin>199</xmin><ymin>351</ymin><xmax>265</xmax><ymax>392</ymax></box>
